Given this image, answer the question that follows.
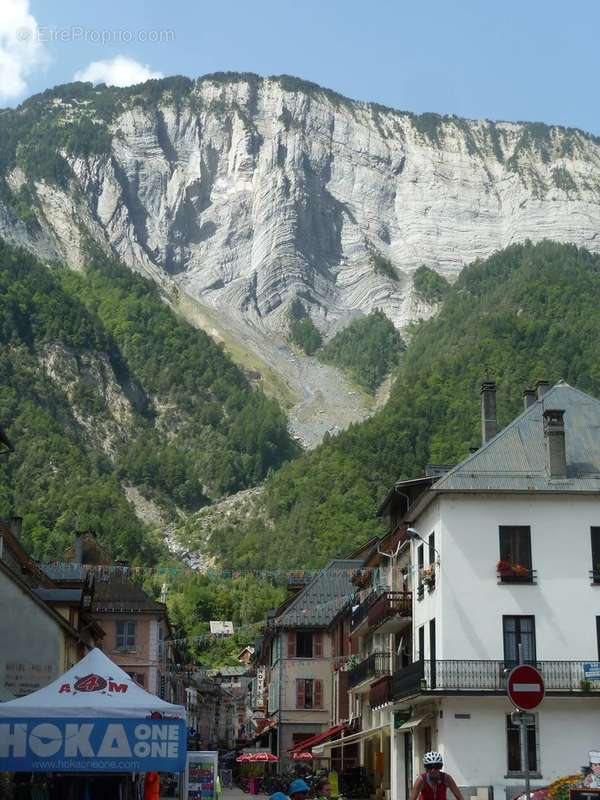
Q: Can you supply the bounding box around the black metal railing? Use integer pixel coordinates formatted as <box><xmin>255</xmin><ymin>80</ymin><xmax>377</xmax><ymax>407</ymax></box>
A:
<box><xmin>348</xmin><ymin>652</ymin><xmax>393</xmax><ymax>689</ymax></box>
<box><xmin>392</xmin><ymin>659</ymin><xmax>425</xmax><ymax>698</ymax></box>
<box><xmin>392</xmin><ymin>659</ymin><xmax>600</xmax><ymax>699</ymax></box>
<box><xmin>350</xmin><ymin>591</ymin><xmax>380</xmax><ymax>630</ymax></box>
<box><xmin>497</xmin><ymin>568</ymin><xmax>537</xmax><ymax>584</ymax></box>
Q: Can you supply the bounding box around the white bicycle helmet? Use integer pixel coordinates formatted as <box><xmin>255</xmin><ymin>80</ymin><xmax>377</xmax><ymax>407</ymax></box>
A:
<box><xmin>423</xmin><ymin>751</ymin><xmax>443</xmax><ymax>766</ymax></box>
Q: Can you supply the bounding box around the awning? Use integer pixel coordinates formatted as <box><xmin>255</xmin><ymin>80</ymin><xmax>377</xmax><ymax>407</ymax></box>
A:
<box><xmin>313</xmin><ymin>722</ymin><xmax>390</xmax><ymax>753</ymax></box>
<box><xmin>396</xmin><ymin>714</ymin><xmax>431</xmax><ymax>731</ymax></box>
<box><xmin>289</xmin><ymin>723</ymin><xmax>347</xmax><ymax>753</ymax></box>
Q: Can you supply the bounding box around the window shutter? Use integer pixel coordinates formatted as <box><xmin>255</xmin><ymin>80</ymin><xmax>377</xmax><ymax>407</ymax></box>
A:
<box><xmin>314</xmin><ymin>631</ymin><xmax>323</xmax><ymax>657</ymax></box>
<box><xmin>314</xmin><ymin>679</ymin><xmax>323</xmax><ymax>709</ymax></box>
<box><xmin>287</xmin><ymin>633</ymin><xmax>296</xmax><ymax>659</ymax></box>
<box><xmin>338</xmin><ymin>670</ymin><xmax>349</xmax><ymax>720</ymax></box>
<box><xmin>591</xmin><ymin>528</ymin><xmax>600</xmax><ymax>574</ymax></box>
<box><xmin>296</xmin><ymin>679</ymin><xmax>305</xmax><ymax>709</ymax></box>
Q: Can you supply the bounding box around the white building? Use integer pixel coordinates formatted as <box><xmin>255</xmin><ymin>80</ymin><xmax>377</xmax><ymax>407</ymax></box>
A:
<box><xmin>378</xmin><ymin>380</ymin><xmax>600</xmax><ymax>800</ymax></box>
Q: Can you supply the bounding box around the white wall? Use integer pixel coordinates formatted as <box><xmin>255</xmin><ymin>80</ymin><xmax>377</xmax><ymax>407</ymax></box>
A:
<box><xmin>0</xmin><ymin>572</ymin><xmax>62</xmax><ymax>696</ymax></box>
<box><xmin>415</xmin><ymin>493</ymin><xmax>600</xmax><ymax>661</ymax></box>
<box><xmin>411</xmin><ymin>497</ymin><xmax>441</xmax><ymax>661</ymax></box>
<box><xmin>438</xmin><ymin>696</ymin><xmax>600</xmax><ymax>791</ymax></box>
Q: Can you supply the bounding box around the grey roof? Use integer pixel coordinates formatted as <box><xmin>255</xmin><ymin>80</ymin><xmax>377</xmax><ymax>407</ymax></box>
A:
<box><xmin>275</xmin><ymin>559</ymin><xmax>360</xmax><ymax>628</ymax></box>
<box><xmin>434</xmin><ymin>381</ymin><xmax>600</xmax><ymax>493</ymax></box>
<box><xmin>207</xmin><ymin>667</ymin><xmax>250</xmax><ymax>677</ymax></box>
<box><xmin>42</xmin><ymin>564</ymin><xmax>87</xmax><ymax>582</ymax></box>
<box><xmin>34</xmin><ymin>588</ymin><xmax>82</xmax><ymax>604</ymax></box>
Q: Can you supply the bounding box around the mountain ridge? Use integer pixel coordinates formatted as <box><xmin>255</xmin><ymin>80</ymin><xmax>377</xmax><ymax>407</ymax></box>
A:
<box><xmin>2</xmin><ymin>73</ymin><xmax>600</xmax><ymax>336</ymax></box>
<box><xmin>3</xmin><ymin>73</ymin><xmax>600</xmax><ymax>445</ymax></box>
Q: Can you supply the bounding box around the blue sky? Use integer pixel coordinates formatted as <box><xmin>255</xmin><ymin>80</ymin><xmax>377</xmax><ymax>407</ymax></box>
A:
<box><xmin>3</xmin><ymin>0</ymin><xmax>598</xmax><ymax>134</ymax></box>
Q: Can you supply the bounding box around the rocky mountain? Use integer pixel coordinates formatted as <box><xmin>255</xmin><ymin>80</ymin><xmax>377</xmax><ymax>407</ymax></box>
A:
<box><xmin>2</xmin><ymin>74</ymin><xmax>600</xmax><ymax>337</ymax></box>
<box><xmin>2</xmin><ymin>74</ymin><xmax>600</xmax><ymax>444</ymax></box>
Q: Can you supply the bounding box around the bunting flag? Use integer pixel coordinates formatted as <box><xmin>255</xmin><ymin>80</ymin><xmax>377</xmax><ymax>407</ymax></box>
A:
<box><xmin>42</xmin><ymin>562</ymin><xmax>387</xmax><ymax>580</ymax></box>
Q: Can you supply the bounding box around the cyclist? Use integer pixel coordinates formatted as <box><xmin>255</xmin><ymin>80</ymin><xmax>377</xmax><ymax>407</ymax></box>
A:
<box><xmin>315</xmin><ymin>778</ymin><xmax>332</xmax><ymax>799</ymax></box>
<box><xmin>288</xmin><ymin>778</ymin><xmax>310</xmax><ymax>800</ymax></box>
<box><xmin>409</xmin><ymin>752</ymin><xmax>464</xmax><ymax>800</ymax></box>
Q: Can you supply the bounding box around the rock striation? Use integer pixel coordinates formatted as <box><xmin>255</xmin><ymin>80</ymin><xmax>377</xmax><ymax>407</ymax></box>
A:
<box><xmin>3</xmin><ymin>74</ymin><xmax>600</xmax><ymax>338</ymax></box>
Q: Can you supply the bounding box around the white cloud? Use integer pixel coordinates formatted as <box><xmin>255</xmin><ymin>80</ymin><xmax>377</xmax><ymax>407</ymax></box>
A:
<box><xmin>0</xmin><ymin>0</ymin><xmax>49</xmax><ymax>103</ymax></box>
<box><xmin>74</xmin><ymin>55</ymin><xmax>163</xmax><ymax>87</ymax></box>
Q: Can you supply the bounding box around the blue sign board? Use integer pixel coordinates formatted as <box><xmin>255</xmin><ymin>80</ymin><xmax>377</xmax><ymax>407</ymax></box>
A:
<box><xmin>583</xmin><ymin>662</ymin><xmax>600</xmax><ymax>680</ymax></box>
<box><xmin>0</xmin><ymin>717</ymin><xmax>186</xmax><ymax>772</ymax></box>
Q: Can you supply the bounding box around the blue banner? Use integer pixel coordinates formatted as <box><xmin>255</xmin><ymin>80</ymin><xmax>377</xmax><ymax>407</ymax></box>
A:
<box><xmin>0</xmin><ymin>717</ymin><xmax>186</xmax><ymax>772</ymax></box>
<box><xmin>584</xmin><ymin>662</ymin><xmax>600</xmax><ymax>680</ymax></box>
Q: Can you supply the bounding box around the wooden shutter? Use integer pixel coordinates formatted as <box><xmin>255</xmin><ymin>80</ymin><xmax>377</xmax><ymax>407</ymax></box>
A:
<box><xmin>314</xmin><ymin>679</ymin><xmax>323</xmax><ymax>709</ymax></box>
<box><xmin>287</xmin><ymin>632</ymin><xmax>296</xmax><ymax>658</ymax></box>
<box><xmin>338</xmin><ymin>670</ymin><xmax>349</xmax><ymax>720</ymax></box>
<box><xmin>296</xmin><ymin>679</ymin><xmax>305</xmax><ymax>709</ymax></box>
<box><xmin>314</xmin><ymin>631</ymin><xmax>323</xmax><ymax>657</ymax></box>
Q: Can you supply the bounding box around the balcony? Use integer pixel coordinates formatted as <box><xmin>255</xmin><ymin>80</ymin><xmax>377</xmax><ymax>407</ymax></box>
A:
<box><xmin>350</xmin><ymin>592</ymin><xmax>379</xmax><ymax>634</ymax></box>
<box><xmin>368</xmin><ymin>591</ymin><xmax>412</xmax><ymax>633</ymax></box>
<box><xmin>391</xmin><ymin>660</ymin><xmax>600</xmax><ymax>701</ymax></box>
<box><xmin>369</xmin><ymin>675</ymin><xmax>392</xmax><ymax>709</ymax></box>
<box><xmin>348</xmin><ymin>652</ymin><xmax>393</xmax><ymax>691</ymax></box>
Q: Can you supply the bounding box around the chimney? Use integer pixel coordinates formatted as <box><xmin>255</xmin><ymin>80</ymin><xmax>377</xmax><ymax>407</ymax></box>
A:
<box><xmin>543</xmin><ymin>409</ymin><xmax>567</xmax><ymax>479</ymax></box>
<box><xmin>9</xmin><ymin>516</ymin><xmax>22</xmax><ymax>539</ymax></box>
<box><xmin>535</xmin><ymin>380</ymin><xmax>550</xmax><ymax>401</ymax></box>
<box><xmin>480</xmin><ymin>381</ymin><xmax>497</xmax><ymax>444</ymax></box>
<box><xmin>74</xmin><ymin>532</ymin><xmax>84</xmax><ymax>564</ymax></box>
<box><xmin>523</xmin><ymin>388</ymin><xmax>537</xmax><ymax>409</ymax></box>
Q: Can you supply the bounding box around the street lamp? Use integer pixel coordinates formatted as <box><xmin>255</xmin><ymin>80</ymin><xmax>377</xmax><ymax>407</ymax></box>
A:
<box><xmin>406</xmin><ymin>527</ymin><xmax>441</xmax><ymax>565</ymax></box>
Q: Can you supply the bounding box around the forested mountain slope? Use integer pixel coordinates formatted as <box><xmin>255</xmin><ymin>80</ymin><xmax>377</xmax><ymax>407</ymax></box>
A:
<box><xmin>182</xmin><ymin>241</ymin><xmax>600</xmax><ymax>568</ymax></box>
<box><xmin>0</xmin><ymin>239</ymin><xmax>296</xmax><ymax>561</ymax></box>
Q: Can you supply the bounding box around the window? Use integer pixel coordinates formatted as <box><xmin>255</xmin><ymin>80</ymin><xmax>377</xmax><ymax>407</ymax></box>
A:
<box><xmin>499</xmin><ymin>526</ymin><xmax>533</xmax><ymax>581</ymax></box>
<box><xmin>418</xmin><ymin>626</ymin><xmax>425</xmax><ymax>661</ymax></box>
<box><xmin>591</xmin><ymin>528</ymin><xmax>600</xmax><ymax>582</ymax></box>
<box><xmin>296</xmin><ymin>678</ymin><xmax>323</xmax><ymax>709</ymax></box>
<box><xmin>116</xmin><ymin>621</ymin><xmax>136</xmax><ymax>650</ymax></box>
<box><xmin>503</xmin><ymin>616</ymin><xmax>536</xmax><ymax>667</ymax></box>
<box><xmin>288</xmin><ymin>632</ymin><xmax>322</xmax><ymax>658</ymax></box>
<box><xmin>296</xmin><ymin>632</ymin><xmax>313</xmax><ymax>658</ymax></box>
<box><xmin>428</xmin><ymin>532</ymin><xmax>436</xmax><ymax>565</ymax></box>
<box><xmin>429</xmin><ymin>619</ymin><xmax>436</xmax><ymax>687</ymax></box>
<box><xmin>417</xmin><ymin>544</ymin><xmax>424</xmax><ymax>599</ymax></box>
<box><xmin>597</xmin><ymin>617</ymin><xmax>600</xmax><ymax>660</ymax></box>
<box><xmin>127</xmin><ymin>672</ymin><xmax>145</xmax><ymax>687</ymax></box>
<box><xmin>423</xmin><ymin>726</ymin><xmax>432</xmax><ymax>754</ymax></box>
<box><xmin>506</xmin><ymin>714</ymin><xmax>538</xmax><ymax>774</ymax></box>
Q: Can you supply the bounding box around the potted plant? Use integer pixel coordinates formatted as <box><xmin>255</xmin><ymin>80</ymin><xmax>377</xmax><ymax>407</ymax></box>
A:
<box><xmin>421</xmin><ymin>565</ymin><xmax>436</xmax><ymax>590</ymax></box>
<box><xmin>497</xmin><ymin>560</ymin><xmax>531</xmax><ymax>579</ymax></box>
<box><xmin>580</xmin><ymin>678</ymin><xmax>592</xmax><ymax>692</ymax></box>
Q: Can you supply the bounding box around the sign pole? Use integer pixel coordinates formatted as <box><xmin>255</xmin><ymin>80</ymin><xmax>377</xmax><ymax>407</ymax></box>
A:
<box><xmin>518</xmin><ymin>644</ymin><xmax>531</xmax><ymax>800</ymax></box>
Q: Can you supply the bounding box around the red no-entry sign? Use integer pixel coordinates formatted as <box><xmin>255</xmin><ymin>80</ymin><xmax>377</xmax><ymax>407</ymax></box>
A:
<box><xmin>507</xmin><ymin>664</ymin><xmax>545</xmax><ymax>710</ymax></box>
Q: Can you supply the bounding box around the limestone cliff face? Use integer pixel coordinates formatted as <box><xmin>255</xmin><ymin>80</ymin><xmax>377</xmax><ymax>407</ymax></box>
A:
<box><xmin>3</xmin><ymin>75</ymin><xmax>600</xmax><ymax>335</ymax></box>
